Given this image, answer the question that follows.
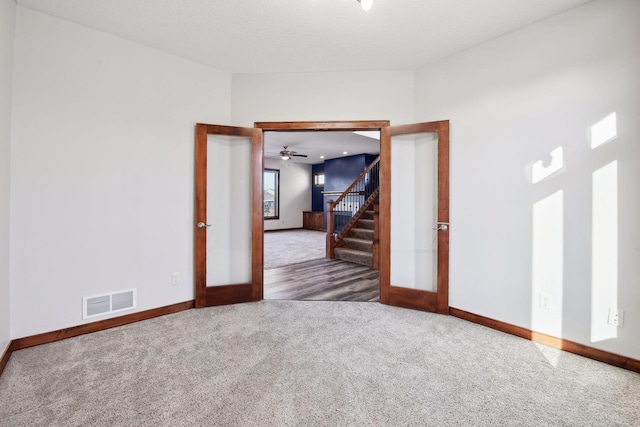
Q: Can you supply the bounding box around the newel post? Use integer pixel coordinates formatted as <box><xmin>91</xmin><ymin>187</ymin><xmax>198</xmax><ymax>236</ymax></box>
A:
<box><xmin>372</xmin><ymin>200</ymin><xmax>380</xmax><ymax>270</ymax></box>
<box><xmin>326</xmin><ymin>199</ymin><xmax>336</xmax><ymax>259</ymax></box>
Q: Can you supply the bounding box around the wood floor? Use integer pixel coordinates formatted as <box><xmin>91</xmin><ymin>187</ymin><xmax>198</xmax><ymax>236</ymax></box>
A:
<box><xmin>264</xmin><ymin>258</ymin><xmax>380</xmax><ymax>302</ymax></box>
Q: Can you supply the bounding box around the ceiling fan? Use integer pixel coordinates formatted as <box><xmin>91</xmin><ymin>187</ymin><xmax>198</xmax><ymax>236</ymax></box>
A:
<box><xmin>279</xmin><ymin>146</ymin><xmax>308</xmax><ymax>160</ymax></box>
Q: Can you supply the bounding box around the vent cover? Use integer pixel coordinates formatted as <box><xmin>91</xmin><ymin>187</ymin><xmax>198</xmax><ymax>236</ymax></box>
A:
<box><xmin>83</xmin><ymin>289</ymin><xmax>137</xmax><ymax>319</ymax></box>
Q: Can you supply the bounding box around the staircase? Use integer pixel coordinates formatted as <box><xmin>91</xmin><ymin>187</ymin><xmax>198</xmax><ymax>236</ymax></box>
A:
<box><xmin>326</xmin><ymin>155</ymin><xmax>380</xmax><ymax>269</ymax></box>
<box><xmin>334</xmin><ymin>204</ymin><xmax>376</xmax><ymax>267</ymax></box>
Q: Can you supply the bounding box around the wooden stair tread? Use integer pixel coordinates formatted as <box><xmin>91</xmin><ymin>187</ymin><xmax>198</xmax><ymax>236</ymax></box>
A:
<box><xmin>342</xmin><ymin>237</ymin><xmax>373</xmax><ymax>252</ymax></box>
<box><xmin>334</xmin><ymin>247</ymin><xmax>373</xmax><ymax>267</ymax></box>
<box><xmin>343</xmin><ymin>237</ymin><xmax>373</xmax><ymax>244</ymax></box>
<box><xmin>356</xmin><ymin>219</ymin><xmax>375</xmax><ymax>230</ymax></box>
<box><xmin>335</xmin><ymin>248</ymin><xmax>372</xmax><ymax>256</ymax></box>
<box><xmin>349</xmin><ymin>228</ymin><xmax>374</xmax><ymax>240</ymax></box>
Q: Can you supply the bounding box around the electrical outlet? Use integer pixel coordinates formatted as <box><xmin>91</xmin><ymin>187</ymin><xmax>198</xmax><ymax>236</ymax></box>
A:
<box><xmin>540</xmin><ymin>292</ymin><xmax>552</xmax><ymax>310</ymax></box>
<box><xmin>171</xmin><ymin>272</ymin><xmax>180</xmax><ymax>285</ymax></box>
<box><xmin>608</xmin><ymin>308</ymin><xmax>624</xmax><ymax>327</ymax></box>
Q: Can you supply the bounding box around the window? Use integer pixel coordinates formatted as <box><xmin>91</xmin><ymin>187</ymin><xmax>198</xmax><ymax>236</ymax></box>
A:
<box><xmin>264</xmin><ymin>169</ymin><xmax>280</xmax><ymax>220</ymax></box>
<box><xmin>314</xmin><ymin>172</ymin><xmax>325</xmax><ymax>186</ymax></box>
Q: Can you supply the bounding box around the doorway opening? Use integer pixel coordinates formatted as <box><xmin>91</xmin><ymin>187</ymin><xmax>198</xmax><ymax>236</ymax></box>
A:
<box><xmin>261</xmin><ymin>129</ymin><xmax>381</xmax><ymax>302</ymax></box>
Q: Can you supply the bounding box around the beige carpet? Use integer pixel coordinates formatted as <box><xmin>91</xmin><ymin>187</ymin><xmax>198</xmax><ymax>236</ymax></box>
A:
<box><xmin>264</xmin><ymin>229</ymin><xmax>326</xmax><ymax>269</ymax></box>
<box><xmin>1</xmin><ymin>301</ymin><xmax>639</xmax><ymax>426</ymax></box>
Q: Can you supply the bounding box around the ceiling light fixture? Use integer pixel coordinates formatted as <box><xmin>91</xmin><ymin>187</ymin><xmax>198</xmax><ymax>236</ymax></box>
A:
<box><xmin>281</xmin><ymin>154</ymin><xmax>290</xmax><ymax>160</ymax></box>
<box><xmin>358</xmin><ymin>0</ymin><xmax>373</xmax><ymax>11</ymax></box>
<box><xmin>343</xmin><ymin>151</ymin><xmax>348</xmax><ymax>155</ymax></box>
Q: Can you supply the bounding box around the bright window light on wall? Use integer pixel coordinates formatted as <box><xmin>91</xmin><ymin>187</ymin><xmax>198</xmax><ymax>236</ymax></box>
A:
<box><xmin>531</xmin><ymin>190</ymin><xmax>564</xmax><ymax>341</ymax></box>
<box><xmin>532</xmin><ymin>146</ymin><xmax>564</xmax><ymax>184</ymax></box>
<box><xmin>358</xmin><ymin>0</ymin><xmax>373</xmax><ymax>11</ymax></box>
<box><xmin>590</xmin><ymin>160</ymin><xmax>618</xmax><ymax>343</ymax></box>
<box><xmin>590</xmin><ymin>112</ymin><xmax>617</xmax><ymax>149</ymax></box>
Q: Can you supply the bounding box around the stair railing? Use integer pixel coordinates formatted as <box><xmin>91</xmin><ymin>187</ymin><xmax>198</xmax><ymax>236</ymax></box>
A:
<box><xmin>326</xmin><ymin>156</ymin><xmax>380</xmax><ymax>258</ymax></box>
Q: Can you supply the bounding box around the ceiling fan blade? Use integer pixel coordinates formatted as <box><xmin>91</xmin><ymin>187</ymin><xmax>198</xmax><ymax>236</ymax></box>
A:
<box><xmin>292</xmin><ymin>154</ymin><xmax>308</xmax><ymax>157</ymax></box>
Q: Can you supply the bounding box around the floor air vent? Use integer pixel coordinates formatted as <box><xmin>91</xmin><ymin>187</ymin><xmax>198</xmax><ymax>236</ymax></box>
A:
<box><xmin>83</xmin><ymin>289</ymin><xmax>137</xmax><ymax>319</ymax></box>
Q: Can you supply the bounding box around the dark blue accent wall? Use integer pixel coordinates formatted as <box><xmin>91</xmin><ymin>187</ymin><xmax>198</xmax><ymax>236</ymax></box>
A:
<box><xmin>364</xmin><ymin>154</ymin><xmax>378</xmax><ymax>168</ymax></box>
<box><xmin>311</xmin><ymin>163</ymin><xmax>324</xmax><ymax>212</ymax></box>
<box><xmin>313</xmin><ymin>154</ymin><xmax>378</xmax><ymax>229</ymax></box>
<box><xmin>323</xmin><ymin>154</ymin><xmax>368</xmax><ymax>192</ymax></box>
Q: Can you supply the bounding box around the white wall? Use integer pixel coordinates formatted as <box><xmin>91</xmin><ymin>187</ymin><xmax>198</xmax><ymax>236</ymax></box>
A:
<box><xmin>10</xmin><ymin>8</ymin><xmax>231</xmax><ymax>338</ymax></box>
<box><xmin>0</xmin><ymin>0</ymin><xmax>17</xmax><ymax>354</ymax></box>
<box><xmin>231</xmin><ymin>70</ymin><xmax>415</xmax><ymax>126</ymax></box>
<box><xmin>263</xmin><ymin>158</ymin><xmax>312</xmax><ymax>231</ymax></box>
<box><xmin>416</xmin><ymin>0</ymin><xmax>640</xmax><ymax>359</ymax></box>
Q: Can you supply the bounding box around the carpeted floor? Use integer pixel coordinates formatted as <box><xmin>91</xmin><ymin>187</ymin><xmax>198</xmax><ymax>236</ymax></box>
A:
<box><xmin>264</xmin><ymin>229</ymin><xmax>326</xmax><ymax>269</ymax></box>
<box><xmin>1</xmin><ymin>301</ymin><xmax>638</xmax><ymax>426</ymax></box>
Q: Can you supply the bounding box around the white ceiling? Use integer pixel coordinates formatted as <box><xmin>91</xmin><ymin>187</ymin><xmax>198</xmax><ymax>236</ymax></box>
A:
<box><xmin>264</xmin><ymin>131</ymin><xmax>380</xmax><ymax>165</ymax></box>
<box><xmin>17</xmin><ymin>0</ymin><xmax>593</xmax><ymax>74</ymax></box>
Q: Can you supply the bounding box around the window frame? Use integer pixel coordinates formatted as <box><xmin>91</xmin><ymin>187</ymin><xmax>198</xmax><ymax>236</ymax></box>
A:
<box><xmin>263</xmin><ymin>168</ymin><xmax>280</xmax><ymax>220</ymax></box>
<box><xmin>314</xmin><ymin>172</ymin><xmax>325</xmax><ymax>187</ymax></box>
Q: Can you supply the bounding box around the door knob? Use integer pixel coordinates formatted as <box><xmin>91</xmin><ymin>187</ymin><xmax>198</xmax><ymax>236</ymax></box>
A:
<box><xmin>197</xmin><ymin>222</ymin><xmax>212</xmax><ymax>228</ymax></box>
<box><xmin>433</xmin><ymin>222</ymin><xmax>449</xmax><ymax>232</ymax></box>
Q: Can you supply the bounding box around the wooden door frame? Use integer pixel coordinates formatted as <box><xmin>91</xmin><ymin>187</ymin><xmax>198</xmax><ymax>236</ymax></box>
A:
<box><xmin>255</xmin><ymin>120</ymin><xmax>388</xmax><ymax>292</ymax></box>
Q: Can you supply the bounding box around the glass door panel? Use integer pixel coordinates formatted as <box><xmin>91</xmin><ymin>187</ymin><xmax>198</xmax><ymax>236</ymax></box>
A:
<box><xmin>390</xmin><ymin>133</ymin><xmax>438</xmax><ymax>292</ymax></box>
<box><xmin>206</xmin><ymin>134</ymin><xmax>252</xmax><ymax>287</ymax></box>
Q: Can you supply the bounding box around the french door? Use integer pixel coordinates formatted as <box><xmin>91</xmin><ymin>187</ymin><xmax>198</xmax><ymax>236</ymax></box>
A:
<box><xmin>194</xmin><ymin>124</ymin><xmax>263</xmax><ymax>308</ymax></box>
<box><xmin>379</xmin><ymin>121</ymin><xmax>450</xmax><ymax>313</ymax></box>
<box><xmin>194</xmin><ymin>120</ymin><xmax>449</xmax><ymax>314</ymax></box>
